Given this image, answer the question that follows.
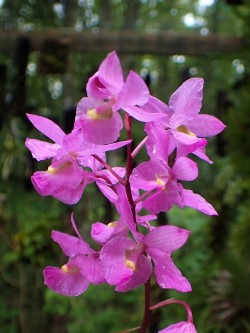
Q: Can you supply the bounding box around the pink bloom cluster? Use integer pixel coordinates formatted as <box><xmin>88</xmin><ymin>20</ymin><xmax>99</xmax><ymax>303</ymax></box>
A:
<box><xmin>25</xmin><ymin>51</ymin><xmax>225</xmax><ymax>332</ymax></box>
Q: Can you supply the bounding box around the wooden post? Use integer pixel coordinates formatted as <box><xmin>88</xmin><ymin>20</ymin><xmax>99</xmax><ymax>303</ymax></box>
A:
<box><xmin>0</xmin><ymin>29</ymin><xmax>243</xmax><ymax>55</ymax></box>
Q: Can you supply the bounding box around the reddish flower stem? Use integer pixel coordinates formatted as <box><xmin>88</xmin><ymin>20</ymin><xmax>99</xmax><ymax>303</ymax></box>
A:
<box><xmin>134</xmin><ymin>189</ymin><xmax>155</xmax><ymax>206</ymax></box>
<box><xmin>124</xmin><ymin>113</ymin><xmax>133</xmax><ymax>179</ymax></box>
<box><xmin>139</xmin><ymin>279</ymin><xmax>151</xmax><ymax>333</ymax></box>
<box><xmin>124</xmin><ymin>113</ymin><xmax>151</xmax><ymax>333</ymax></box>
<box><xmin>150</xmin><ymin>299</ymin><xmax>194</xmax><ymax>323</ymax></box>
<box><xmin>92</xmin><ymin>154</ymin><xmax>126</xmax><ymax>185</ymax></box>
<box><xmin>95</xmin><ymin>174</ymin><xmax>118</xmax><ymax>194</ymax></box>
<box><xmin>124</xmin><ymin>113</ymin><xmax>137</xmax><ymax>224</ymax></box>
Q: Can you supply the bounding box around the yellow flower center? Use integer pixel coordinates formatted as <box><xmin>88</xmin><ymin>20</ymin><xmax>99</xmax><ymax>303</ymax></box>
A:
<box><xmin>125</xmin><ymin>259</ymin><xmax>136</xmax><ymax>271</ymax></box>
<box><xmin>156</xmin><ymin>176</ymin><xmax>166</xmax><ymax>190</ymax></box>
<box><xmin>61</xmin><ymin>264</ymin><xmax>80</xmax><ymax>273</ymax></box>
<box><xmin>87</xmin><ymin>98</ymin><xmax>115</xmax><ymax>120</ymax></box>
<box><xmin>47</xmin><ymin>161</ymin><xmax>71</xmax><ymax>174</ymax></box>
<box><xmin>87</xmin><ymin>108</ymin><xmax>99</xmax><ymax>120</ymax></box>
<box><xmin>108</xmin><ymin>221</ymin><xmax>118</xmax><ymax>228</ymax></box>
<box><xmin>176</xmin><ymin>124</ymin><xmax>196</xmax><ymax>136</ymax></box>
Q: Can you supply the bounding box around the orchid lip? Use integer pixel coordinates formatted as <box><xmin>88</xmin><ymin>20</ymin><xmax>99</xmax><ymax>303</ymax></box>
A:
<box><xmin>176</xmin><ymin>124</ymin><xmax>196</xmax><ymax>137</ymax></box>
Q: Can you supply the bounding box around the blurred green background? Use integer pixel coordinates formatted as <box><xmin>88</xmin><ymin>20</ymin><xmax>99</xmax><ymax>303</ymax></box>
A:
<box><xmin>0</xmin><ymin>0</ymin><xmax>250</xmax><ymax>332</ymax></box>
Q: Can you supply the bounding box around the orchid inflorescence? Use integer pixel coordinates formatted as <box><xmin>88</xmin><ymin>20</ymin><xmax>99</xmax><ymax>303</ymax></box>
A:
<box><xmin>25</xmin><ymin>51</ymin><xmax>225</xmax><ymax>333</ymax></box>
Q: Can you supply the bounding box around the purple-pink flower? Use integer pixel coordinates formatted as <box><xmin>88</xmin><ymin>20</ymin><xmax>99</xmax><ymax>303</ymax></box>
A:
<box><xmin>25</xmin><ymin>113</ymin><xmax>130</xmax><ymax>204</ymax></box>
<box><xmin>76</xmin><ymin>51</ymin><xmax>164</xmax><ymax>144</ymax></box>
<box><xmin>44</xmin><ymin>217</ymin><xmax>105</xmax><ymax>296</ymax></box>
<box><xmin>158</xmin><ymin>321</ymin><xmax>198</xmax><ymax>333</ymax></box>
<box><xmin>150</xmin><ymin>78</ymin><xmax>226</xmax><ymax>162</ymax></box>
<box><xmin>25</xmin><ymin>50</ymin><xmax>226</xmax><ymax>332</ymax></box>
<box><xmin>100</xmin><ymin>224</ymin><xmax>191</xmax><ymax>293</ymax></box>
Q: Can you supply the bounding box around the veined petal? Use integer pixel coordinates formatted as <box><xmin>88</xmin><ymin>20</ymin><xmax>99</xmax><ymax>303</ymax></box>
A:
<box><xmin>86</xmin><ymin>74</ymin><xmax>110</xmax><ymax>100</ymax></box>
<box><xmin>115</xmin><ymin>70</ymin><xmax>149</xmax><ymax>109</ymax></box>
<box><xmin>169</xmin><ymin>78</ymin><xmax>204</xmax><ymax>117</ymax></box>
<box><xmin>91</xmin><ymin>218</ymin><xmax>129</xmax><ymax>245</ymax></box>
<box><xmin>189</xmin><ymin>114</ymin><xmax>226</xmax><ymax>137</ymax></box>
<box><xmin>100</xmin><ymin>237</ymin><xmax>136</xmax><ymax>285</ymax></box>
<box><xmin>25</xmin><ymin>138</ymin><xmax>59</xmax><ymax>161</ymax></box>
<box><xmin>91</xmin><ymin>222</ymin><xmax>117</xmax><ymax>245</ymax></box>
<box><xmin>80</xmin><ymin>111</ymin><xmax>123</xmax><ymax>144</ymax></box>
<box><xmin>131</xmin><ymin>161</ymin><xmax>169</xmax><ymax>191</ymax></box>
<box><xmin>175</xmin><ymin>138</ymin><xmax>208</xmax><ymax>160</ymax></box>
<box><xmin>26</xmin><ymin>113</ymin><xmax>65</xmax><ymax>145</ymax></box>
<box><xmin>57</xmin><ymin>129</ymin><xmax>83</xmax><ymax>159</ymax></box>
<box><xmin>145</xmin><ymin>122</ymin><xmax>170</xmax><ymax>165</ymax></box>
<box><xmin>77</xmin><ymin>256</ymin><xmax>106</xmax><ymax>284</ymax></box>
<box><xmin>51</xmin><ymin>230</ymin><xmax>93</xmax><ymax>256</ymax></box>
<box><xmin>172</xmin><ymin>157</ymin><xmax>198</xmax><ymax>181</ymax></box>
<box><xmin>150</xmin><ymin>250</ymin><xmax>192</xmax><ymax>292</ymax></box>
<box><xmin>31</xmin><ymin>161</ymin><xmax>89</xmax><ymax>204</ymax></box>
<box><xmin>98</xmin><ymin>50</ymin><xmax>124</xmax><ymax>95</ymax></box>
<box><xmin>43</xmin><ymin>266</ymin><xmax>89</xmax><ymax>296</ymax></box>
<box><xmin>123</xmin><ymin>105</ymin><xmax>165</xmax><ymax>122</ymax></box>
<box><xmin>192</xmin><ymin>145</ymin><xmax>213</xmax><ymax>164</ymax></box>
<box><xmin>115</xmin><ymin>184</ymin><xmax>137</xmax><ymax>233</ymax></box>
<box><xmin>141</xmin><ymin>95</ymin><xmax>172</xmax><ymax>117</ymax></box>
<box><xmin>142</xmin><ymin>181</ymin><xmax>182</xmax><ymax>214</ymax></box>
<box><xmin>181</xmin><ymin>188</ymin><xmax>218</xmax><ymax>215</ymax></box>
<box><xmin>144</xmin><ymin>225</ymin><xmax>190</xmax><ymax>253</ymax></box>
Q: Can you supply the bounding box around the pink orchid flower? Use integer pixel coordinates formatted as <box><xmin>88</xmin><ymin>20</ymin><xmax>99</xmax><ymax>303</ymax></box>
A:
<box><xmin>100</xmin><ymin>224</ymin><xmax>191</xmax><ymax>293</ymax></box>
<box><xmin>149</xmin><ymin>78</ymin><xmax>225</xmax><ymax>162</ymax></box>
<box><xmin>44</xmin><ymin>216</ymin><xmax>105</xmax><ymax>296</ymax></box>
<box><xmin>25</xmin><ymin>113</ymin><xmax>130</xmax><ymax>204</ymax></box>
<box><xmin>76</xmin><ymin>51</ymin><xmax>164</xmax><ymax>144</ymax></box>
<box><xmin>131</xmin><ymin>157</ymin><xmax>217</xmax><ymax>215</ymax></box>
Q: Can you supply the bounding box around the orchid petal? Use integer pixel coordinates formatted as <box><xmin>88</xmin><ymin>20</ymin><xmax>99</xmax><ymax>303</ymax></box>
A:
<box><xmin>145</xmin><ymin>122</ymin><xmax>170</xmax><ymax>164</ymax></box>
<box><xmin>172</xmin><ymin>157</ymin><xmax>198</xmax><ymax>181</ymax></box>
<box><xmin>181</xmin><ymin>188</ymin><xmax>218</xmax><ymax>215</ymax></box>
<box><xmin>100</xmin><ymin>237</ymin><xmax>135</xmax><ymax>285</ymax></box>
<box><xmin>144</xmin><ymin>225</ymin><xmax>190</xmax><ymax>253</ymax></box>
<box><xmin>115</xmin><ymin>70</ymin><xmax>149</xmax><ymax>109</ymax></box>
<box><xmin>26</xmin><ymin>113</ymin><xmax>65</xmax><ymax>145</ymax></box>
<box><xmin>98</xmin><ymin>50</ymin><xmax>124</xmax><ymax>94</ymax></box>
<box><xmin>172</xmin><ymin>130</ymin><xmax>200</xmax><ymax>145</ymax></box>
<box><xmin>169</xmin><ymin>78</ymin><xmax>203</xmax><ymax>117</ymax></box>
<box><xmin>123</xmin><ymin>105</ymin><xmax>165</xmax><ymax>122</ymax></box>
<box><xmin>189</xmin><ymin>114</ymin><xmax>226</xmax><ymax>137</ymax></box>
<box><xmin>51</xmin><ymin>230</ymin><xmax>93</xmax><ymax>256</ymax></box>
<box><xmin>150</xmin><ymin>250</ymin><xmax>192</xmax><ymax>292</ymax></box>
<box><xmin>43</xmin><ymin>265</ymin><xmax>89</xmax><ymax>296</ymax></box>
<box><xmin>80</xmin><ymin>111</ymin><xmax>123</xmax><ymax>144</ymax></box>
<box><xmin>25</xmin><ymin>138</ymin><xmax>59</xmax><ymax>161</ymax></box>
<box><xmin>115</xmin><ymin>255</ymin><xmax>152</xmax><ymax>292</ymax></box>
<box><xmin>77</xmin><ymin>256</ymin><xmax>106</xmax><ymax>284</ymax></box>
<box><xmin>142</xmin><ymin>95</ymin><xmax>172</xmax><ymax>117</ymax></box>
